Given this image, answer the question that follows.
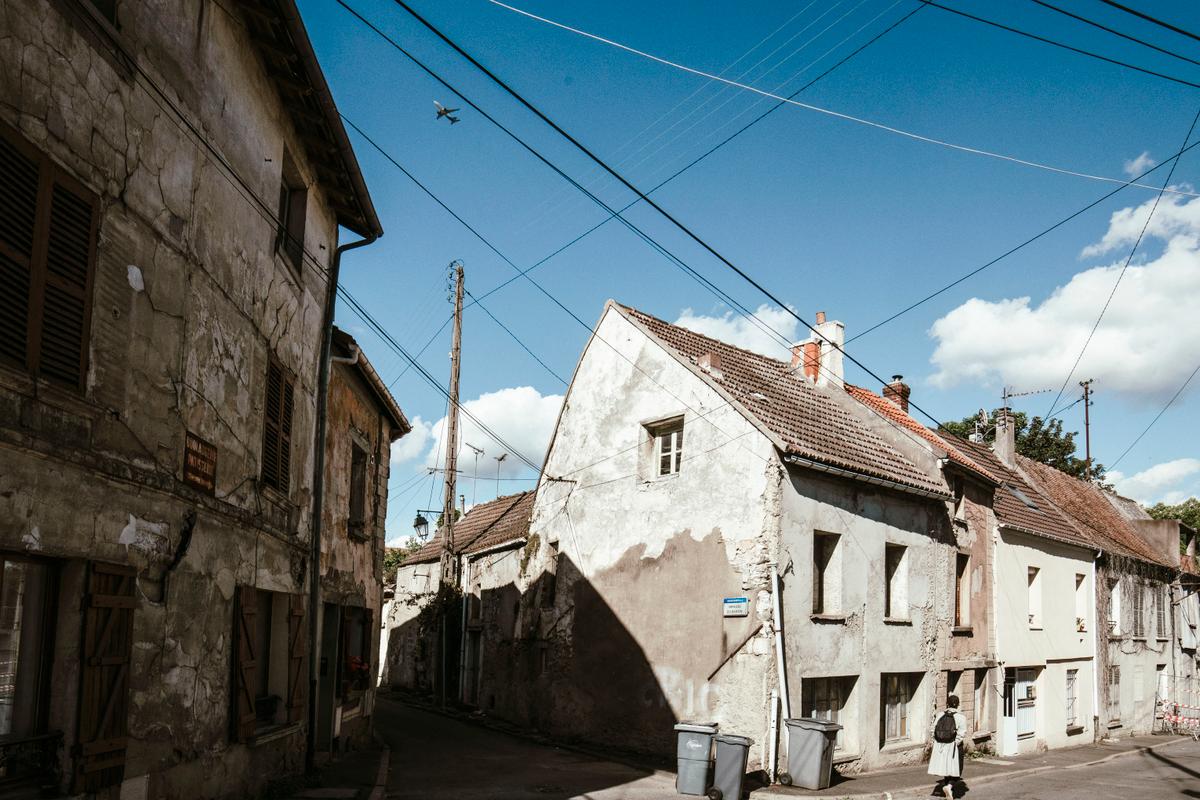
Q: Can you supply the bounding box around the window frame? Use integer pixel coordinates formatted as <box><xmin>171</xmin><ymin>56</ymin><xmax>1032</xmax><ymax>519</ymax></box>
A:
<box><xmin>643</xmin><ymin>416</ymin><xmax>684</xmax><ymax>480</ymax></box>
<box><xmin>1065</xmin><ymin>668</ymin><xmax>1078</xmax><ymax>729</ymax></box>
<box><xmin>275</xmin><ymin>153</ymin><xmax>307</xmax><ymax>276</ymax></box>
<box><xmin>881</xmin><ymin>673</ymin><xmax>914</xmax><ymax>743</ymax></box>
<box><xmin>1131</xmin><ymin>583</ymin><xmax>1145</xmax><ymax>639</ymax></box>
<box><xmin>954</xmin><ymin>552</ymin><xmax>970</xmax><ymax>628</ymax></box>
<box><xmin>1027</xmin><ymin>566</ymin><xmax>1042</xmax><ymax>629</ymax></box>
<box><xmin>884</xmin><ymin>544</ymin><xmax>908</xmax><ymax>620</ymax></box>
<box><xmin>1155</xmin><ymin>585</ymin><xmax>1168</xmax><ymax>640</ymax></box>
<box><xmin>812</xmin><ymin>532</ymin><xmax>841</xmax><ymax>616</ymax></box>
<box><xmin>0</xmin><ymin>122</ymin><xmax>99</xmax><ymax>393</ymax></box>
<box><xmin>0</xmin><ymin>554</ymin><xmax>59</xmax><ymax>740</ymax></box>
<box><xmin>348</xmin><ymin>439</ymin><xmax>369</xmax><ymax>539</ymax></box>
<box><xmin>802</xmin><ymin>676</ymin><xmax>854</xmax><ymax>751</ymax></box>
<box><xmin>260</xmin><ymin>356</ymin><xmax>295</xmax><ymax>496</ymax></box>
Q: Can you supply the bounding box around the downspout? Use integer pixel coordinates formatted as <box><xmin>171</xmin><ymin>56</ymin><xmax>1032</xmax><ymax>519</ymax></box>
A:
<box><xmin>1091</xmin><ymin>551</ymin><xmax>1101</xmax><ymax>740</ymax></box>
<box><xmin>306</xmin><ymin>233</ymin><xmax>378</xmax><ymax>772</ymax></box>
<box><xmin>770</xmin><ymin>564</ymin><xmax>789</xmax><ymax>737</ymax></box>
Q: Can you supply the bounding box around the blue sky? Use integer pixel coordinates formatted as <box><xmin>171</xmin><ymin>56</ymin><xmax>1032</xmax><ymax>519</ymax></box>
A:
<box><xmin>295</xmin><ymin>0</ymin><xmax>1200</xmax><ymax>542</ymax></box>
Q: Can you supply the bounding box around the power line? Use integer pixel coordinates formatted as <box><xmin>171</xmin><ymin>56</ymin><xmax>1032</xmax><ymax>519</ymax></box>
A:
<box><xmin>1109</xmin><ymin>360</ymin><xmax>1200</xmax><ymax>470</ymax></box>
<box><xmin>847</xmin><ymin>134</ymin><xmax>1200</xmax><ymax>344</ymax></box>
<box><xmin>483</xmin><ymin>0</ymin><xmax>1200</xmax><ymax>197</ymax></box>
<box><xmin>1045</xmin><ymin>105</ymin><xmax>1200</xmax><ymax>417</ymax></box>
<box><xmin>464</xmin><ymin>288</ymin><xmax>568</xmax><ymax>386</ymax></box>
<box><xmin>386</xmin><ymin>1</ymin><xmax>921</xmax><ymax>388</ymax></box>
<box><xmin>384</xmin><ymin>0</ymin><xmax>955</xmax><ymax>430</ymax></box>
<box><xmin>1096</xmin><ymin>0</ymin><xmax>1200</xmax><ymax>45</ymax></box>
<box><xmin>918</xmin><ymin>0</ymin><xmax>1200</xmax><ymax>89</ymax></box>
<box><xmin>1028</xmin><ymin>0</ymin><xmax>1200</xmax><ymax>68</ymax></box>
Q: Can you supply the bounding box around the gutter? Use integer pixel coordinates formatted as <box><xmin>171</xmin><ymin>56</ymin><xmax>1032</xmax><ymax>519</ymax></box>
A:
<box><xmin>783</xmin><ymin>454</ymin><xmax>950</xmax><ymax>501</ymax></box>
<box><xmin>306</xmin><ymin>232</ymin><xmax>379</xmax><ymax>772</ymax></box>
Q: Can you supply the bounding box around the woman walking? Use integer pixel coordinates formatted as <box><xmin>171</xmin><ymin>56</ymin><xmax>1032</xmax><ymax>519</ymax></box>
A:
<box><xmin>928</xmin><ymin>694</ymin><xmax>967</xmax><ymax>798</ymax></box>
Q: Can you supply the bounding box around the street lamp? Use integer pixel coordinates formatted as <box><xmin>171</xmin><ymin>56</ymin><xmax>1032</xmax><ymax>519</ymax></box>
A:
<box><xmin>412</xmin><ymin>513</ymin><xmax>429</xmax><ymax>541</ymax></box>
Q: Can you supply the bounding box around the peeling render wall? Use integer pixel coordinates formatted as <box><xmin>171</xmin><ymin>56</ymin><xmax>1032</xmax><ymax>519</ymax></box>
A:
<box><xmin>320</xmin><ymin>359</ymin><xmax>399</xmax><ymax>745</ymax></box>
<box><xmin>382</xmin><ymin>560</ymin><xmax>441</xmax><ymax>691</ymax></box>
<box><xmin>0</xmin><ymin>1</ymin><xmax>342</xmax><ymax>796</ymax></box>
<box><xmin>779</xmin><ymin>469</ymin><xmax>952</xmax><ymax>772</ymax></box>
<box><xmin>521</xmin><ymin>308</ymin><xmax>781</xmax><ymax>764</ymax></box>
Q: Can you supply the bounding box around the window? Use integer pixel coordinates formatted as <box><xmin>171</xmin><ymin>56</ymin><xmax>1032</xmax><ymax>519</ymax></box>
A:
<box><xmin>232</xmin><ymin>588</ymin><xmax>305</xmax><ymax>740</ymax></box>
<box><xmin>1107</xmin><ymin>665</ymin><xmax>1121</xmax><ymax>722</ymax></box>
<box><xmin>338</xmin><ymin>605</ymin><xmax>373</xmax><ymax>704</ymax></box>
<box><xmin>1066</xmin><ymin>669</ymin><xmax>1079</xmax><ymax>729</ymax></box>
<box><xmin>646</xmin><ymin>417</ymin><xmax>683</xmax><ymax>478</ymax></box>
<box><xmin>0</xmin><ymin>557</ymin><xmax>56</xmax><ymax>739</ymax></box>
<box><xmin>0</xmin><ymin>123</ymin><xmax>99</xmax><ymax>391</ymax></box>
<box><xmin>812</xmin><ymin>533</ymin><xmax>841</xmax><ymax>615</ymax></box>
<box><xmin>881</xmin><ymin>673</ymin><xmax>918</xmax><ymax>742</ymax></box>
<box><xmin>1109</xmin><ymin>580</ymin><xmax>1122</xmax><ymax>634</ymax></box>
<box><xmin>884</xmin><ymin>544</ymin><xmax>908</xmax><ymax>619</ymax></box>
<box><xmin>973</xmin><ymin>668</ymin><xmax>988</xmax><ymax>732</ymax></box>
<box><xmin>1075</xmin><ymin>574</ymin><xmax>1087</xmax><ymax>632</ymax></box>
<box><xmin>349</xmin><ymin>441</ymin><xmax>368</xmax><ymax>538</ymax></box>
<box><xmin>1156</xmin><ymin>586</ymin><xmax>1168</xmax><ymax>640</ymax></box>
<box><xmin>954</xmin><ymin>553</ymin><xmax>970</xmax><ymax>627</ymax></box>
<box><xmin>276</xmin><ymin>153</ymin><xmax>307</xmax><ymax>273</ymax></box>
<box><xmin>1027</xmin><ymin>566</ymin><xmax>1042</xmax><ymax>628</ymax></box>
<box><xmin>802</xmin><ymin>676</ymin><xmax>855</xmax><ymax>750</ymax></box>
<box><xmin>1131</xmin><ymin>583</ymin><xmax>1145</xmax><ymax>639</ymax></box>
<box><xmin>261</xmin><ymin>357</ymin><xmax>295</xmax><ymax>494</ymax></box>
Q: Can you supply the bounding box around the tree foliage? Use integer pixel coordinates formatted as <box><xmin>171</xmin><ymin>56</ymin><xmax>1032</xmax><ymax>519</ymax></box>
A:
<box><xmin>383</xmin><ymin>536</ymin><xmax>423</xmax><ymax>582</ymax></box>
<box><xmin>942</xmin><ymin>410</ymin><xmax>1106</xmax><ymax>483</ymax></box>
<box><xmin>1147</xmin><ymin>497</ymin><xmax>1200</xmax><ymax>532</ymax></box>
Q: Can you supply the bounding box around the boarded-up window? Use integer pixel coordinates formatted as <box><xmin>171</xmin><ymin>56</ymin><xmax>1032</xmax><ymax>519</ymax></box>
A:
<box><xmin>261</xmin><ymin>358</ymin><xmax>295</xmax><ymax>494</ymax></box>
<box><xmin>76</xmin><ymin>562</ymin><xmax>135</xmax><ymax>793</ymax></box>
<box><xmin>0</xmin><ymin>123</ymin><xmax>98</xmax><ymax>391</ymax></box>
<box><xmin>349</xmin><ymin>441</ymin><xmax>368</xmax><ymax>538</ymax></box>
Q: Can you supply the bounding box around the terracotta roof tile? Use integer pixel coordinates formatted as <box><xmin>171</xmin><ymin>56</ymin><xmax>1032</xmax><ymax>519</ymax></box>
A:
<box><xmin>404</xmin><ymin>491</ymin><xmax>533</xmax><ymax>565</ymax></box>
<box><xmin>619</xmin><ymin>306</ymin><xmax>947</xmax><ymax>497</ymax></box>
<box><xmin>844</xmin><ymin>385</ymin><xmax>999</xmax><ymax>484</ymax></box>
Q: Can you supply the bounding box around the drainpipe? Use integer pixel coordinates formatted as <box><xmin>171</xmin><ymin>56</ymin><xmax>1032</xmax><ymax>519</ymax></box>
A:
<box><xmin>1091</xmin><ymin>551</ymin><xmax>1101</xmax><ymax>740</ymax></box>
<box><xmin>306</xmin><ymin>233</ymin><xmax>378</xmax><ymax>772</ymax></box>
<box><xmin>770</xmin><ymin>562</ymin><xmax>789</xmax><ymax>779</ymax></box>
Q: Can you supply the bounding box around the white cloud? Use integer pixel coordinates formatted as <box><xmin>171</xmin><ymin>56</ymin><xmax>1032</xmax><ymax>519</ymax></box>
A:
<box><xmin>928</xmin><ymin>194</ymin><xmax>1200</xmax><ymax>400</ymax></box>
<box><xmin>1109</xmin><ymin>458</ymin><xmax>1200</xmax><ymax>505</ymax></box>
<box><xmin>1123</xmin><ymin>151</ymin><xmax>1156</xmax><ymax>179</ymax></box>
<box><xmin>674</xmin><ymin>304</ymin><xmax>798</xmax><ymax>359</ymax></box>
<box><xmin>389</xmin><ymin>386</ymin><xmax>563</xmax><ymax>480</ymax></box>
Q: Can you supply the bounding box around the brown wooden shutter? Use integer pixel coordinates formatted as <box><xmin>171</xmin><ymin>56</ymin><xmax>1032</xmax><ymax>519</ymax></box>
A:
<box><xmin>261</xmin><ymin>359</ymin><xmax>295</xmax><ymax>494</ymax></box>
<box><xmin>286</xmin><ymin>593</ymin><xmax>307</xmax><ymax>723</ymax></box>
<box><xmin>37</xmin><ymin>178</ymin><xmax>97</xmax><ymax>388</ymax></box>
<box><xmin>75</xmin><ymin>561</ymin><xmax>136</xmax><ymax>793</ymax></box>
<box><xmin>231</xmin><ymin>585</ymin><xmax>257</xmax><ymax>742</ymax></box>
<box><xmin>279</xmin><ymin>370</ymin><xmax>294</xmax><ymax>491</ymax></box>
<box><xmin>0</xmin><ymin>130</ymin><xmax>41</xmax><ymax>370</ymax></box>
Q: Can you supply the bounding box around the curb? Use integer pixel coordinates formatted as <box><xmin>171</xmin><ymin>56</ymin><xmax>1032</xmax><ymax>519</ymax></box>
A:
<box><xmin>366</xmin><ymin>745</ymin><xmax>390</xmax><ymax>800</ymax></box>
<box><xmin>751</xmin><ymin>736</ymin><xmax>1190</xmax><ymax>799</ymax></box>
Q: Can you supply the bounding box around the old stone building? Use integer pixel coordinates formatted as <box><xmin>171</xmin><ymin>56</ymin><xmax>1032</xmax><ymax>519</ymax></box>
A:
<box><xmin>0</xmin><ymin>0</ymin><xmax>383</xmax><ymax>797</ymax></box>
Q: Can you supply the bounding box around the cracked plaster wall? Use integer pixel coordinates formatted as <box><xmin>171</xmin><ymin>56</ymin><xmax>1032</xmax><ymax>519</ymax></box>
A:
<box><xmin>0</xmin><ymin>1</ymin><xmax>346</xmax><ymax>797</ymax></box>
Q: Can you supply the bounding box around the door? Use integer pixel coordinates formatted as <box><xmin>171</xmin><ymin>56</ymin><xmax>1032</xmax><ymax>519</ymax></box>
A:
<box><xmin>316</xmin><ymin>603</ymin><xmax>340</xmax><ymax>752</ymax></box>
<box><xmin>1001</xmin><ymin>669</ymin><xmax>1018</xmax><ymax>755</ymax></box>
<box><xmin>1016</xmin><ymin>669</ymin><xmax>1037</xmax><ymax>740</ymax></box>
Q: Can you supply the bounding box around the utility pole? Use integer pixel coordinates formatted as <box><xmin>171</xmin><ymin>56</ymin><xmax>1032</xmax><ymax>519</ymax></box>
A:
<box><xmin>1080</xmin><ymin>379</ymin><xmax>1094</xmax><ymax>481</ymax></box>
<box><xmin>441</xmin><ymin>261</ymin><xmax>464</xmax><ymax>587</ymax></box>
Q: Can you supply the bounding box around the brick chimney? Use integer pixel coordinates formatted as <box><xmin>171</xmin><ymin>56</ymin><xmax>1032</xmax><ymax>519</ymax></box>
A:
<box><xmin>790</xmin><ymin>311</ymin><xmax>845</xmax><ymax>387</ymax></box>
<box><xmin>698</xmin><ymin>352</ymin><xmax>723</xmax><ymax>380</ymax></box>
<box><xmin>994</xmin><ymin>410</ymin><xmax>1016</xmax><ymax>468</ymax></box>
<box><xmin>883</xmin><ymin>375</ymin><xmax>911</xmax><ymax>413</ymax></box>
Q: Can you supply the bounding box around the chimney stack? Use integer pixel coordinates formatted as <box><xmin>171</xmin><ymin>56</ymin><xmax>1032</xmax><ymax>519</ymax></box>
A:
<box><xmin>994</xmin><ymin>410</ymin><xmax>1017</xmax><ymax>468</ymax></box>
<box><xmin>791</xmin><ymin>311</ymin><xmax>845</xmax><ymax>387</ymax></box>
<box><xmin>883</xmin><ymin>375</ymin><xmax>911</xmax><ymax>413</ymax></box>
<box><xmin>698</xmin><ymin>352</ymin><xmax>723</xmax><ymax>380</ymax></box>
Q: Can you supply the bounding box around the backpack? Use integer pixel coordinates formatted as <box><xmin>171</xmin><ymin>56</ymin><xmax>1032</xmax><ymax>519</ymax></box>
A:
<box><xmin>934</xmin><ymin>710</ymin><xmax>958</xmax><ymax>743</ymax></box>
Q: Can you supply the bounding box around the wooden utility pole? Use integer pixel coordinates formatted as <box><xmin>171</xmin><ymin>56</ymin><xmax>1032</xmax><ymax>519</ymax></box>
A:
<box><xmin>1080</xmin><ymin>379</ymin><xmax>1093</xmax><ymax>481</ymax></box>
<box><xmin>441</xmin><ymin>261</ymin><xmax>464</xmax><ymax>587</ymax></box>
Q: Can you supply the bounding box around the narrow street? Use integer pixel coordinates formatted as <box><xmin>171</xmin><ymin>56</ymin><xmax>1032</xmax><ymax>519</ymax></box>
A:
<box><xmin>375</xmin><ymin>696</ymin><xmax>680</xmax><ymax>799</ymax></box>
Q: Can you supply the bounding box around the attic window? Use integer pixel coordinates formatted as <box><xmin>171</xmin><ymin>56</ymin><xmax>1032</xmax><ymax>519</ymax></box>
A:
<box><xmin>1007</xmin><ymin>485</ymin><xmax>1039</xmax><ymax>510</ymax></box>
<box><xmin>643</xmin><ymin>416</ymin><xmax>684</xmax><ymax>479</ymax></box>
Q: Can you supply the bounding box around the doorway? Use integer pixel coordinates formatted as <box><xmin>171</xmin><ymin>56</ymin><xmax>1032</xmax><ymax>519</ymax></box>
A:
<box><xmin>317</xmin><ymin>603</ymin><xmax>340</xmax><ymax>752</ymax></box>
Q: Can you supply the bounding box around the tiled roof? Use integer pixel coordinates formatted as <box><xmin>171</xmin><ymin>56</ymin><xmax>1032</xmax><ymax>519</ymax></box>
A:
<box><xmin>844</xmin><ymin>385</ymin><xmax>999</xmax><ymax>484</ymax></box>
<box><xmin>953</xmin><ymin>438</ymin><xmax>1089</xmax><ymax>547</ymax></box>
<box><xmin>404</xmin><ymin>491</ymin><xmax>533</xmax><ymax>565</ymax></box>
<box><xmin>618</xmin><ymin>305</ymin><xmax>947</xmax><ymax>497</ymax></box>
<box><xmin>1016</xmin><ymin>456</ymin><xmax>1169</xmax><ymax>566</ymax></box>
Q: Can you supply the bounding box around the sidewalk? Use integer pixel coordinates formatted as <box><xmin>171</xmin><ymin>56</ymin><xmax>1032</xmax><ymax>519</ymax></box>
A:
<box><xmin>281</xmin><ymin>740</ymin><xmax>390</xmax><ymax>800</ymax></box>
<box><xmin>755</xmin><ymin>735</ymin><xmax>1191</xmax><ymax>799</ymax></box>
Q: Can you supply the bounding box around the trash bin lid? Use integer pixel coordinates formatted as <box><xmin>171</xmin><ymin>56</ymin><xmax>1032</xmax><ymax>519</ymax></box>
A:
<box><xmin>715</xmin><ymin>734</ymin><xmax>754</xmax><ymax>746</ymax></box>
<box><xmin>784</xmin><ymin>717</ymin><xmax>843</xmax><ymax>732</ymax></box>
<box><xmin>674</xmin><ymin>722</ymin><xmax>719</xmax><ymax>734</ymax></box>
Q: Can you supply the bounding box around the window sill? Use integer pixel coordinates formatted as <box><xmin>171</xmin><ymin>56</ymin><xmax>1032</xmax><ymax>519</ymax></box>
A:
<box><xmin>1028</xmin><ymin>626</ymin><xmax>1044</xmax><ymax>631</ymax></box>
<box><xmin>1156</xmin><ymin>637</ymin><xmax>1170</xmax><ymax>642</ymax></box>
<box><xmin>811</xmin><ymin>613</ymin><xmax>847</xmax><ymax>624</ymax></box>
<box><xmin>952</xmin><ymin>626</ymin><xmax>974</xmax><ymax>636</ymax></box>
<box><xmin>1066</xmin><ymin>725</ymin><xmax>1085</xmax><ymax>736</ymax></box>
<box><xmin>1107</xmin><ymin>721</ymin><xmax>1123</xmax><ymax>730</ymax></box>
<box><xmin>883</xmin><ymin>617</ymin><xmax>912</xmax><ymax>626</ymax></box>
<box><xmin>879</xmin><ymin>739</ymin><xmax>924</xmax><ymax>755</ymax></box>
<box><xmin>832</xmin><ymin>751</ymin><xmax>861</xmax><ymax>765</ymax></box>
<box><xmin>1130</xmin><ymin>637</ymin><xmax>1147</xmax><ymax>642</ymax></box>
<box><xmin>250</xmin><ymin>722</ymin><xmax>301</xmax><ymax>747</ymax></box>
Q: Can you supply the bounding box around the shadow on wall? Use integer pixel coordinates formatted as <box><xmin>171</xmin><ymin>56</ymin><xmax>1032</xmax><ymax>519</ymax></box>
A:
<box><xmin>383</xmin><ymin>553</ymin><xmax>679</xmax><ymax>760</ymax></box>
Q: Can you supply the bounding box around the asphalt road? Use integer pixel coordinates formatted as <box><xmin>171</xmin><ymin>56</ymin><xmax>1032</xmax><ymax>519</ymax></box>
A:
<box><xmin>375</xmin><ymin>696</ymin><xmax>681</xmax><ymax>800</ymax></box>
<box><xmin>961</xmin><ymin>739</ymin><xmax>1200</xmax><ymax>800</ymax></box>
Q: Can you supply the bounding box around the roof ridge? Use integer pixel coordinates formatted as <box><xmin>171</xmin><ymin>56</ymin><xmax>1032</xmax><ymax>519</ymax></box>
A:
<box><xmin>615</xmin><ymin>302</ymin><xmax>801</xmax><ymax>373</ymax></box>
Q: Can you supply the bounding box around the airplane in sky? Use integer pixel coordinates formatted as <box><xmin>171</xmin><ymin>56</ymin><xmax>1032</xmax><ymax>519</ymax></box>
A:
<box><xmin>434</xmin><ymin>100</ymin><xmax>461</xmax><ymax>125</ymax></box>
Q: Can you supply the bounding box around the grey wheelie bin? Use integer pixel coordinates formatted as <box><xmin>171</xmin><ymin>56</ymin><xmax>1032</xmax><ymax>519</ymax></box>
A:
<box><xmin>779</xmin><ymin>717</ymin><xmax>842</xmax><ymax>790</ymax></box>
<box><xmin>710</xmin><ymin>734</ymin><xmax>754</xmax><ymax>800</ymax></box>
<box><xmin>673</xmin><ymin>722</ymin><xmax>718</xmax><ymax>796</ymax></box>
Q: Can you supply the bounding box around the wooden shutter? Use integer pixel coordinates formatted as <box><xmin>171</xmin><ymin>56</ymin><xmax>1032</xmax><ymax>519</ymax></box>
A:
<box><xmin>0</xmin><ymin>123</ymin><xmax>97</xmax><ymax>389</ymax></box>
<box><xmin>0</xmin><ymin>131</ymin><xmax>39</xmax><ymax>369</ymax></box>
<box><xmin>75</xmin><ymin>561</ymin><xmax>136</xmax><ymax>793</ymax></box>
<box><xmin>286</xmin><ymin>593</ymin><xmax>306</xmax><ymax>723</ymax></box>
<box><xmin>261</xmin><ymin>358</ymin><xmax>294</xmax><ymax>494</ymax></box>
<box><xmin>231</xmin><ymin>585</ymin><xmax>257</xmax><ymax>742</ymax></box>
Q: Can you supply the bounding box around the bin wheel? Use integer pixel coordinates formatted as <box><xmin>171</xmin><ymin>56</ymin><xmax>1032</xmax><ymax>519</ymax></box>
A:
<box><xmin>706</xmin><ymin>789</ymin><xmax>722</xmax><ymax>800</ymax></box>
<box><xmin>778</xmin><ymin>772</ymin><xmax>792</xmax><ymax>786</ymax></box>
